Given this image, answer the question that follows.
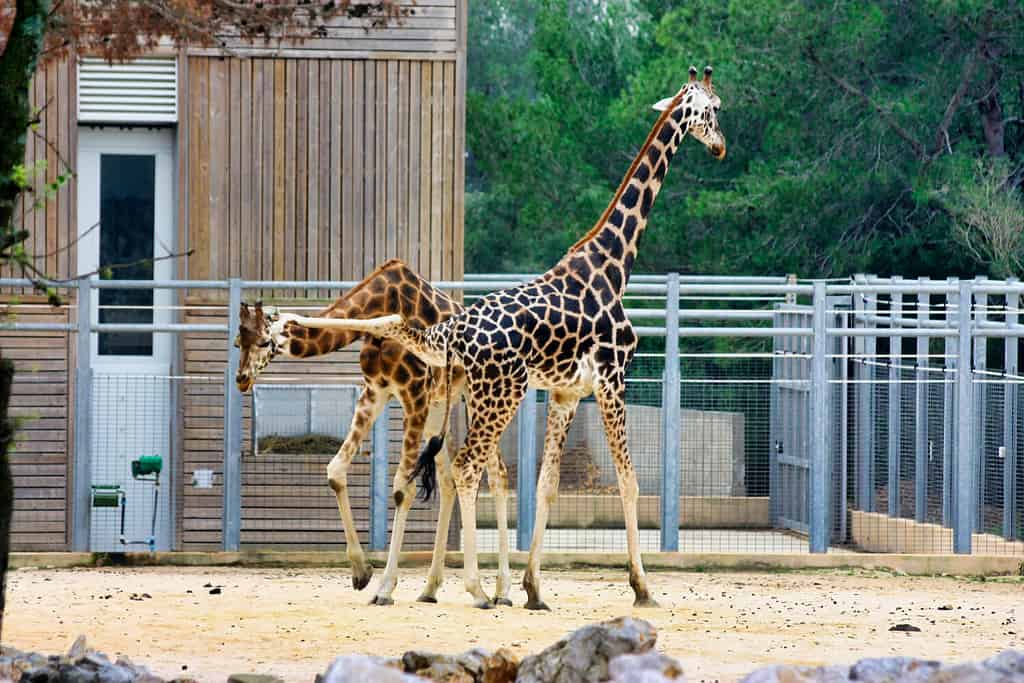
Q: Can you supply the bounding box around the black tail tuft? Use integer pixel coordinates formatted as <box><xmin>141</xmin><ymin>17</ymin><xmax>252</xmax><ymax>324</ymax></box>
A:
<box><xmin>411</xmin><ymin>435</ymin><xmax>442</xmax><ymax>502</ymax></box>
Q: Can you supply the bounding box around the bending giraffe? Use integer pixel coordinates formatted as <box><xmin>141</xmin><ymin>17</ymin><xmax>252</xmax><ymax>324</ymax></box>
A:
<box><xmin>296</xmin><ymin>67</ymin><xmax>726</xmax><ymax>609</ymax></box>
<box><xmin>233</xmin><ymin>259</ymin><xmax>515</xmax><ymax>606</ymax></box>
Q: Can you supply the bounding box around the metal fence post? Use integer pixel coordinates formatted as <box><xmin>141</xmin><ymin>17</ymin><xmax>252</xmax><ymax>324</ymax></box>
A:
<box><xmin>914</xmin><ymin>279</ymin><xmax>929</xmax><ymax>523</ymax></box>
<box><xmin>954</xmin><ymin>279</ymin><xmax>974</xmax><ymax>553</ymax></box>
<box><xmin>516</xmin><ymin>388</ymin><xmax>538</xmax><ymax>551</ymax></box>
<box><xmin>809</xmin><ymin>281</ymin><xmax>831</xmax><ymax>553</ymax></box>
<box><xmin>1004</xmin><ymin>279</ymin><xmax>1019</xmax><ymax>540</ymax></box>
<box><xmin>854</xmin><ymin>275</ymin><xmax>875</xmax><ymax>511</ymax></box>
<box><xmin>887</xmin><ymin>277</ymin><xmax>903</xmax><ymax>518</ymax></box>
<box><xmin>972</xmin><ymin>277</ymin><xmax>987</xmax><ymax>533</ymax></box>
<box><xmin>72</xmin><ymin>277</ymin><xmax>93</xmax><ymax>552</ymax></box>
<box><xmin>222</xmin><ymin>278</ymin><xmax>243</xmax><ymax>551</ymax></box>
<box><xmin>660</xmin><ymin>273</ymin><xmax>681</xmax><ymax>551</ymax></box>
<box><xmin>943</xmin><ymin>278</ymin><xmax>957</xmax><ymax>528</ymax></box>
<box><xmin>370</xmin><ymin>402</ymin><xmax>390</xmax><ymax>551</ymax></box>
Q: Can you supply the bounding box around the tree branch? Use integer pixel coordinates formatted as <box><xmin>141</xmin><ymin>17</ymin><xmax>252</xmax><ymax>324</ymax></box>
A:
<box><xmin>805</xmin><ymin>46</ymin><xmax>926</xmax><ymax>160</ymax></box>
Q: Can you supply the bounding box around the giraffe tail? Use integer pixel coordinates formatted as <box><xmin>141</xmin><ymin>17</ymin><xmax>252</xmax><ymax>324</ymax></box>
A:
<box><xmin>410</xmin><ymin>330</ymin><xmax>454</xmax><ymax>502</ymax></box>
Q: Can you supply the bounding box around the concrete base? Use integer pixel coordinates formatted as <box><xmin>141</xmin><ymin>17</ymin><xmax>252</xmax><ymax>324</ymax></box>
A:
<box><xmin>475</xmin><ymin>493</ymin><xmax>771</xmax><ymax>529</ymax></box>
<box><xmin>10</xmin><ymin>549</ymin><xmax>1024</xmax><ymax>576</ymax></box>
<box><xmin>850</xmin><ymin>511</ymin><xmax>1024</xmax><ymax>555</ymax></box>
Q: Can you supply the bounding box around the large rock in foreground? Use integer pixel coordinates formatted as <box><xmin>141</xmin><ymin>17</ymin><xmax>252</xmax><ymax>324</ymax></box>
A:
<box><xmin>515</xmin><ymin>617</ymin><xmax>658</xmax><ymax>683</ymax></box>
<box><xmin>740</xmin><ymin>650</ymin><xmax>1024</xmax><ymax>683</ymax></box>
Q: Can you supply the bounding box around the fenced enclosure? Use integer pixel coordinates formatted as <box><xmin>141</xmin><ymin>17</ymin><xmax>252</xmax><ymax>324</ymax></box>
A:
<box><xmin>1</xmin><ymin>273</ymin><xmax>1021</xmax><ymax>558</ymax></box>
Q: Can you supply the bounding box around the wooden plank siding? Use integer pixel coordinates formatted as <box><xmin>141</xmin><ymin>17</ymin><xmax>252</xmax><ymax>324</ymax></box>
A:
<box><xmin>181</xmin><ymin>300</ymin><xmax>446</xmax><ymax>551</ymax></box>
<box><xmin>0</xmin><ymin>298</ymin><xmax>72</xmax><ymax>551</ymax></box>
<box><xmin>184</xmin><ymin>54</ymin><xmax>462</xmax><ymax>289</ymax></box>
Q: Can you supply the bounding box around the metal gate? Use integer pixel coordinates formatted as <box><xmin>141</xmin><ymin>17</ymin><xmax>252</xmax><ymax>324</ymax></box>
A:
<box><xmin>770</xmin><ymin>300</ymin><xmax>847</xmax><ymax>538</ymax></box>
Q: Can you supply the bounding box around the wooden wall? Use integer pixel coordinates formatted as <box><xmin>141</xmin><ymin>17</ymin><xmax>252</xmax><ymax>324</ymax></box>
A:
<box><xmin>180</xmin><ymin>300</ymin><xmax>450</xmax><ymax>551</ymax></box>
<box><xmin>0</xmin><ymin>298</ymin><xmax>72</xmax><ymax>551</ymax></box>
<box><xmin>182</xmin><ymin>53</ymin><xmax>464</xmax><ymax>285</ymax></box>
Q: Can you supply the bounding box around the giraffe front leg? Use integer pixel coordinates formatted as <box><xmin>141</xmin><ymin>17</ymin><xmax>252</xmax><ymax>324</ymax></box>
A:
<box><xmin>486</xmin><ymin>453</ymin><xmax>512</xmax><ymax>606</ymax></box>
<box><xmin>522</xmin><ymin>392</ymin><xmax>578</xmax><ymax>611</ymax></box>
<box><xmin>327</xmin><ymin>386</ymin><xmax>387</xmax><ymax>591</ymax></box>
<box><xmin>369</xmin><ymin>406</ymin><xmax>427</xmax><ymax>606</ymax></box>
<box><xmin>595</xmin><ymin>374</ymin><xmax>659</xmax><ymax>608</ymax></box>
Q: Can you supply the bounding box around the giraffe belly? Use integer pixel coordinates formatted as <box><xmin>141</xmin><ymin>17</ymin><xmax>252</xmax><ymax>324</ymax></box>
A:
<box><xmin>526</xmin><ymin>353</ymin><xmax>598</xmax><ymax>395</ymax></box>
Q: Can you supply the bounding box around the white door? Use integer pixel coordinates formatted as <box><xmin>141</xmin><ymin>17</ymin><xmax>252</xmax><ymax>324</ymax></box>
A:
<box><xmin>77</xmin><ymin>127</ymin><xmax>176</xmax><ymax>552</ymax></box>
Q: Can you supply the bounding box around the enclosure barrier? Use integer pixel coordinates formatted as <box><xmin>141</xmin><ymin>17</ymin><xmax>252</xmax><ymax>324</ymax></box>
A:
<box><xmin>1</xmin><ymin>274</ymin><xmax>1022</xmax><ymax>556</ymax></box>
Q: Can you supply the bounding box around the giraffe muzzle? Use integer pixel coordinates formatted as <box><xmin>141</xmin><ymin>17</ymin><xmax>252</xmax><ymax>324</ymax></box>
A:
<box><xmin>710</xmin><ymin>143</ymin><xmax>726</xmax><ymax>160</ymax></box>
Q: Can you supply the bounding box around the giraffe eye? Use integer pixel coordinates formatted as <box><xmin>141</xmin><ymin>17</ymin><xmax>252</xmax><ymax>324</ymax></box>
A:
<box><xmin>258</xmin><ymin>340</ymin><xmax>271</xmax><ymax>348</ymax></box>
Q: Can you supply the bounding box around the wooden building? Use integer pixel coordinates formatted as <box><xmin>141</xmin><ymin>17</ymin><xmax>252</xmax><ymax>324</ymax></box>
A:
<box><xmin>2</xmin><ymin>0</ymin><xmax>467</xmax><ymax>552</ymax></box>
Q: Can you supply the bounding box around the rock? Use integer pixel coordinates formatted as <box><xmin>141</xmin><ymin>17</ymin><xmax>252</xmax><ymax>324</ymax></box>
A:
<box><xmin>56</xmin><ymin>663</ymin><xmax>98</xmax><ymax>683</ymax></box>
<box><xmin>983</xmin><ymin>651</ymin><xmax>1024</xmax><ymax>676</ymax></box>
<box><xmin>95</xmin><ymin>664</ymin><xmax>136</xmax><ymax>683</ymax></box>
<box><xmin>888</xmin><ymin>624</ymin><xmax>922</xmax><ymax>633</ymax></box>
<box><xmin>66</xmin><ymin>638</ymin><xmax>89</xmax><ymax>661</ymax></box>
<box><xmin>401</xmin><ymin>649</ymin><xmax>493</xmax><ymax>682</ymax></box>
<box><xmin>849</xmin><ymin>657</ymin><xmax>940</xmax><ymax>683</ymax></box>
<box><xmin>515</xmin><ymin>617</ymin><xmax>657</xmax><ymax>683</ymax></box>
<box><xmin>607</xmin><ymin>652</ymin><xmax>685</xmax><ymax>682</ymax></box>
<box><xmin>320</xmin><ymin>655</ymin><xmax>425</xmax><ymax>683</ymax></box>
<box><xmin>929</xmin><ymin>663</ymin><xmax>1006</xmax><ymax>683</ymax></box>
<box><xmin>79</xmin><ymin>653</ymin><xmax>111</xmax><ymax>669</ymax></box>
<box><xmin>482</xmin><ymin>649</ymin><xmax>519</xmax><ymax>683</ymax></box>
<box><xmin>739</xmin><ymin>664</ymin><xmax>849</xmax><ymax>683</ymax></box>
<box><xmin>227</xmin><ymin>676</ymin><xmax>285</xmax><ymax>683</ymax></box>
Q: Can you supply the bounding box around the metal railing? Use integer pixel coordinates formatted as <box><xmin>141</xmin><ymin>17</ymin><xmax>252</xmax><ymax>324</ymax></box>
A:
<box><xmin>1</xmin><ymin>273</ymin><xmax>1021</xmax><ymax>556</ymax></box>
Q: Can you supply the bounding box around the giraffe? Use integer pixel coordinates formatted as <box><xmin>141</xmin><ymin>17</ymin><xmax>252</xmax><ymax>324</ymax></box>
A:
<box><xmin>233</xmin><ymin>258</ymin><xmax>515</xmax><ymax>607</ymax></box>
<box><xmin>294</xmin><ymin>67</ymin><xmax>726</xmax><ymax>609</ymax></box>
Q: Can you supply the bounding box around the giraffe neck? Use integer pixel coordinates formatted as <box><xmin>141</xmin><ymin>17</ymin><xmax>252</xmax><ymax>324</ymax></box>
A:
<box><xmin>560</xmin><ymin>96</ymin><xmax>688</xmax><ymax>295</ymax></box>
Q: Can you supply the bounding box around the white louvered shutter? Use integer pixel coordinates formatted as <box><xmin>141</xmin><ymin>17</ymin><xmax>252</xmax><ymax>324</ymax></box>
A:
<box><xmin>77</xmin><ymin>57</ymin><xmax>178</xmax><ymax>124</ymax></box>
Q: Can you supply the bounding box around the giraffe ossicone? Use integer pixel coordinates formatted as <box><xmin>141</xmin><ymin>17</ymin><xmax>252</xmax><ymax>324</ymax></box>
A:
<box><xmin>319</xmin><ymin>67</ymin><xmax>727</xmax><ymax>609</ymax></box>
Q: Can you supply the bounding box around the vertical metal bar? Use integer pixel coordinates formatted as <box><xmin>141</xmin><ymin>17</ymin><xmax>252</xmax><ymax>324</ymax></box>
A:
<box><xmin>369</xmin><ymin>402</ymin><xmax>390</xmax><ymax>551</ymax></box>
<box><xmin>660</xmin><ymin>273</ymin><xmax>681</xmax><ymax>551</ymax></box>
<box><xmin>839</xmin><ymin>301</ymin><xmax>849</xmax><ymax>543</ymax></box>
<box><xmin>973</xmin><ymin>278</ymin><xmax>987</xmax><ymax>533</ymax></box>
<box><xmin>769</xmin><ymin>309</ymin><xmax>781</xmax><ymax>526</ymax></box>
<box><xmin>855</xmin><ymin>276</ymin><xmax>875</xmax><ymax>511</ymax></box>
<box><xmin>1003</xmin><ymin>280</ymin><xmax>1019</xmax><ymax>540</ymax></box>
<box><xmin>915</xmin><ymin>280</ymin><xmax>929</xmax><ymax>523</ymax></box>
<box><xmin>72</xmin><ymin>277</ymin><xmax>93</xmax><ymax>552</ymax></box>
<box><xmin>888</xmin><ymin>280</ymin><xmax>902</xmax><ymax>518</ymax></box>
<box><xmin>943</xmin><ymin>278</ymin><xmax>957</xmax><ymax>528</ymax></box>
<box><xmin>954</xmin><ymin>280</ymin><xmax>974</xmax><ymax>554</ymax></box>
<box><xmin>222</xmin><ymin>277</ymin><xmax>243</xmax><ymax>551</ymax></box>
<box><xmin>516</xmin><ymin>387</ymin><xmax>538</xmax><ymax>551</ymax></box>
<box><xmin>809</xmin><ymin>281</ymin><xmax>831</xmax><ymax>553</ymax></box>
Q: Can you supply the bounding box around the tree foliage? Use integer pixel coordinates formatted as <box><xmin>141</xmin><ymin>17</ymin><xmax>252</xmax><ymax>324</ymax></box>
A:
<box><xmin>465</xmin><ymin>0</ymin><xmax>1024</xmax><ymax>279</ymax></box>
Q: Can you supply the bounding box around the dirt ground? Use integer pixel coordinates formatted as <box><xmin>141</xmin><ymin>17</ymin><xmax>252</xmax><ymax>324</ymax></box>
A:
<box><xmin>5</xmin><ymin>565</ymin><xmax>1022</xmax><ymax>682</ymax></box>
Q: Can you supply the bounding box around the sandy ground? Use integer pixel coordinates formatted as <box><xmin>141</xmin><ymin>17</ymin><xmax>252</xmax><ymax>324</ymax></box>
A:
<box><xmin>4</xmin><ymin>566</ymin><xmax>1022</xmax><ymax>682</ymax></box>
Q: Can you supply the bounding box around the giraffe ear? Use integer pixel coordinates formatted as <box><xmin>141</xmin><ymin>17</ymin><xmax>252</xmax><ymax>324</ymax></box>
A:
<box><xmin>651</xmin><ymin>97</ymin><xmax>674</xmax><ymax>112</ymax></box>
<box><xmin>239</xmin><ymin>302</ymin><xmax>251</xmax><ymax>320</ymax></box>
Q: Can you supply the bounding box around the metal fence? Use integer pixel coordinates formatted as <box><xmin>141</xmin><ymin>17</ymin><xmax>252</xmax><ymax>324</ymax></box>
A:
<box><xmin>1</xmin><ymin>273</ymin><xmax>1021</xmax><ymax>557</ymax></box>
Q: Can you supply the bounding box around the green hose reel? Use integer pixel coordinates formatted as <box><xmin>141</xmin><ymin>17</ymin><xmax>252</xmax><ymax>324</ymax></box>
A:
<box><xmin>90</xmin><ymin>454</ymin><xmax>164</xmax><ymax>552</ymax></box>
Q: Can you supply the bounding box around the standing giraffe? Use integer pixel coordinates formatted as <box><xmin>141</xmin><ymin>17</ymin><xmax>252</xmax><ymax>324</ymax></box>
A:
<box><xmin>233</xmin><ymin>258</ymin><xmax>515</xmax><ymax>606</ymax></box>
<box><xmin>295</xmin><ymin>67</ymin><xmax>726</xmax><ymax>609</ymax></box>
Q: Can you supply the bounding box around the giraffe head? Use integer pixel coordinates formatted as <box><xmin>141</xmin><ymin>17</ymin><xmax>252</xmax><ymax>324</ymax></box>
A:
<box><xmin>234</xmin><ymin>301</ymin><xmax>285</xmax><ymax>392</ymax></box>
<box><xmin>652</xmin><ymin>65</ymin><xmax>726</xmax><ymax>160</ymax></box>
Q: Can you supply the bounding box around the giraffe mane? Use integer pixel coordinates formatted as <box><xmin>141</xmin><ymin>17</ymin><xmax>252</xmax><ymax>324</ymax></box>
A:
<box><xmin>565</xmin><ymin>88</ymin><xmax>687</xmax><ymax>255</ymax></box>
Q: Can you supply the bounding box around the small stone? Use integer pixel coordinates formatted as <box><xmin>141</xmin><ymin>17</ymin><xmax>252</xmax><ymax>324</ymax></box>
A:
<box><xmin>938</xmin><ymin>604</ymin><xmax>954</xmax><ymax>611</ymax></box>
<box><xmin>608</xmin><ymin>651</ymin><xmax>685</xmax><ymax>682</ymax></box>
<box><xmin>739</xmin><ymin>664</ymin><xmax>849</xmax><ymax>683</ymax></box>
<box><xmin>888</xmin><ymin>624</ymin><xmax>921</xmax><ymax>632</ymax></box>
<box><xmin>67</xmin><ymin>637</ymin><xmax>90</xmax><ymax>660</ymax></box>
<box><xmin>227</xmin><ymin>675</ymin><xmax>285</xmax><ymax>683</ymax></box>
<box><xmin>209</xmin><ymin>587</ymin><xmax>222</xmax><ymax>595</ymax></box>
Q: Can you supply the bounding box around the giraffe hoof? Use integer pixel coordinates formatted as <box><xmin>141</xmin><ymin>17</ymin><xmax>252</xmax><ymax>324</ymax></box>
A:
<box><xmin>416</xmin><ymin>594</ymin><xmax>438</xmax><ymax>604</ymax></box>
<box><xmin>491</xmin><ymin>596</ymin><xmax>513</xmax><ymax>607</ymax></box>
<box><xmin>472</xmin><ymin>598</ymin><xmax>495</xmax><ymax>610</ymax></box>
<box><xmin>369</xmin><ymin>595</ymin><xmax>394</xmax><ymax>606</ymax></box>
<box><xmin>524</xmin><ymin>599</ymin><xmax>551</xmax><ymax>611</ymax></box>
<box><xmin>351</xmin><ymin>565</ymin><xmax>374</xmax><ymax>591</ymax></box>
<box><xmin>633</xmin><ymin>596</ymin><xmax>661</xmax><ymax>608</ymax></box>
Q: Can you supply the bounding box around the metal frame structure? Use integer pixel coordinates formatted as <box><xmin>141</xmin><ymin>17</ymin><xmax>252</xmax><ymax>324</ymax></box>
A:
<box><xmin>2</xmin><ymin>273</ymin><xmax>1022</xmax><ymax>555</ymax></box>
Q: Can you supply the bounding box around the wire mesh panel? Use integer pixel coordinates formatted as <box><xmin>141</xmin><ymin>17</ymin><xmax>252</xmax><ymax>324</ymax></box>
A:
<box><xmin>89</xmin><ymin>374</ymin><xmax>179</xmax><ymax>552</ymax></box>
